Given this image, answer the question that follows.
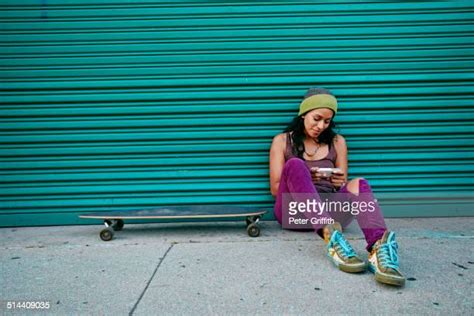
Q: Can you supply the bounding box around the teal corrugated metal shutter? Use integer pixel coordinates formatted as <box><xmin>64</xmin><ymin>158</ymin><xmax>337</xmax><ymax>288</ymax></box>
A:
<box><xmin>1</xmin><ymin>1</ymin><xmax>473</xmax><ymax>227</ymax></box>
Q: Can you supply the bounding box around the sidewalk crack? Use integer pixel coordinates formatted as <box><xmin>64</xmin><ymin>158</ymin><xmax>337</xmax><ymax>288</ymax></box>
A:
<box><xmin>129</xmin><ymin>243</ymin><xmax>175</xmax><ymax>315</ymax></box>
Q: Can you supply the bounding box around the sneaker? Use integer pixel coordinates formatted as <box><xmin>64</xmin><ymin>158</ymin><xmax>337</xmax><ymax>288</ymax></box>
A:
<box><xmin>368</xmin><ymin>231</ymin><xmax>406</xmax><ymax>286</ymax></box>
<box><xmin>323</xmin><ymin>222</ymin><xmax>367</xmax><ymax>273</ymax></box>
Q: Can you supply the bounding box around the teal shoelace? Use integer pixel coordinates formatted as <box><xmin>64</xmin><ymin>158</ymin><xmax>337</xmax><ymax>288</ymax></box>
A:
<box><xmin>377</xmin><ymin>233</ymin><xmax>400</xmax><ymax>270</ymax></box>
<box><xmin>329</xmin><ymin>230</ymin><xmax>357</xmax><ymax>258</ymax></box>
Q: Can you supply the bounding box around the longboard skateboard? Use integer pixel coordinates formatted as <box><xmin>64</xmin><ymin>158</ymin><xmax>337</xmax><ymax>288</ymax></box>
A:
<box><xmin>79</xmin><ymin>205</ymin><xmax>267</xmax><ymax>241</ymax></box>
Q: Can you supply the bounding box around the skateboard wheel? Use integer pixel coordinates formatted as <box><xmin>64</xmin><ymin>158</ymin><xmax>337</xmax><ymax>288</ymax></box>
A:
<box><xmin>247</xmin><ymin>224</ymin><xmax>260</xmax><ymax>238</ymax></box>
<box><xmin>100</xmin><ymin>228</ymin><xmax>114</xmax><ymax>241</ymax></box>
<box><xmin>115</xmin><ymin>219</ymin><xmax>124</xmax><ymax>231</ymax></box>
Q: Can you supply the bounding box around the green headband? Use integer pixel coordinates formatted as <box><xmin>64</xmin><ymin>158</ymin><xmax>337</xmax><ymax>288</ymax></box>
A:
<box><xmin>298</xmin><ymin>94</ymin><xmax>338</xmax><ymax>116</ymax></box>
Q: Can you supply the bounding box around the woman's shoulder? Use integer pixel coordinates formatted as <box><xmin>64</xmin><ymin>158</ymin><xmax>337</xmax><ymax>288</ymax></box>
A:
<box><xmin>271</xmin><ymin>132</ymin><xmax>291</xmax><ymax>156</ymax></box>
<box><xmin>332</xmin><ymin>134</ymin><xmax>347</xmax><ymax>152</ymax></box>
<box><xmin>333</xmin><ymin>134</ymin><xmax>346</xmax><ymax>144</ymax></box>
<box><xmin>272</xmin><ymin>132</ymin><xmax>289</xmax><ymax>144</ymax></box>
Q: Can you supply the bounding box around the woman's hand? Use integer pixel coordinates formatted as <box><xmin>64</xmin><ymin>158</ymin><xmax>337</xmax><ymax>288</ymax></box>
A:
<box><xmin>330</xmin><ymin>169</ymin><xmax>346</xmax><ymax>188</ymax></box>
<box><xmin>310</xmin><ymin>167</ymin><xmax>323</xmax><ymax>184</ymax></box>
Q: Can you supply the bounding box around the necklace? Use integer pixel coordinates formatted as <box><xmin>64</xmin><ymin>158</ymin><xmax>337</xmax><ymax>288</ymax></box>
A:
<box><xmin>304</xmin><ymin>138</ymin><xmax>319</xmax><ymax>157</ymax></box>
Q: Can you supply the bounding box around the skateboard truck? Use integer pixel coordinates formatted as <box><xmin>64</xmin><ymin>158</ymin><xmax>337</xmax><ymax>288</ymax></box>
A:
<box><xmin>100</xmin><ymin>219</ymin><xmax>124</xmax><ymax>241</ymax></box>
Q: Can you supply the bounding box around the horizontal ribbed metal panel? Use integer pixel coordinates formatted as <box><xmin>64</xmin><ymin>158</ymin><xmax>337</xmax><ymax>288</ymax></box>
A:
<box><xmin>1</xmin><ymin>1</ymin><xmax>473</xmax><ymax>226</ymax></box>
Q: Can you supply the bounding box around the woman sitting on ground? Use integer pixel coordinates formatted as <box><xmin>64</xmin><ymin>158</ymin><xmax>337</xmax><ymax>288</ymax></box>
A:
<box><xmin>269</xmin><ymin>87</ymin><xmax>405</xmax><ymax>287</ymax></box>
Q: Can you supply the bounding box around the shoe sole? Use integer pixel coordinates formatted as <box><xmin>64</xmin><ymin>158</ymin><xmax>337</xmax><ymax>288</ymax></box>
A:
<box><xmin>368</xmin><ymin>264</ymin><xmax>406</xmax><ymax>286</ymax></box>
<box><xmin>338</xmin><ymin>262</ymin><xmax>368</xmax><ymax>273</ymax></box>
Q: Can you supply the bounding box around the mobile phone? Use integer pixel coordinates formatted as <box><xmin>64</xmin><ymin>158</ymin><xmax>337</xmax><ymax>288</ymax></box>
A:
<box><xmin>317</xmin><ymin>168</ymin><xmax>342</xmax><ymax>177</ymax></box>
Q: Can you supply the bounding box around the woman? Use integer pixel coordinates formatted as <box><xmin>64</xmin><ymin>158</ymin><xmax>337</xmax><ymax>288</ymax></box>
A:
<box><xmin>269</xmin><ymin>87</ymin><xmax>405</xmax><ymax>287</ymax></box>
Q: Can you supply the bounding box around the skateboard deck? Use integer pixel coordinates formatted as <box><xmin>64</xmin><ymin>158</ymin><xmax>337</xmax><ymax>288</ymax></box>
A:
<box><xmin>79</xmin><ymin>205</ymin><xmax>267</xmax><ymax>241</ymax></box>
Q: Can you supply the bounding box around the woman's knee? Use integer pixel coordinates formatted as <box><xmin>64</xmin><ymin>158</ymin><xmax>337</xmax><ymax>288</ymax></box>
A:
<box><xmin>346</xmin><ymin>177</ymin><xmax>368</xmax><ymax>195</ymax></box>
<box><xmin>284</xmin><ymin>157</ymin><xmax>306</xmax><ymax>170</ymax></box>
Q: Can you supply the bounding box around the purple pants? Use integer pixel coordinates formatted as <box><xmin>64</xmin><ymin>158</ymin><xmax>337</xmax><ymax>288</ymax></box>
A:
<box><xmin>274</xmin><ymin>158</ymin><xmax>387</xmax><ymax>251</ymax></box>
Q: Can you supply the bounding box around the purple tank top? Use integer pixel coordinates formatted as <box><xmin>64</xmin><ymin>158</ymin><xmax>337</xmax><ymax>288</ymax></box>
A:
<box><xmin>284</xmin><ymin>132</ymin><xmax>337</xmax><ymax>193</ymax></box>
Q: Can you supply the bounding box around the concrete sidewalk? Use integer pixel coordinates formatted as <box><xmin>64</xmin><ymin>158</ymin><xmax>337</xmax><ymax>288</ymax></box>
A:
<box><xmin>1</xmin><ymin>218</ymin><xmax>473</xmax><ymax>315</ymax></box>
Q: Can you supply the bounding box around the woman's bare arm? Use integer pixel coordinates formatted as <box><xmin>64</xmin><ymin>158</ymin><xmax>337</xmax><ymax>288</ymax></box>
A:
<box><xmin>332</xmin><ymin>134</ymin><xmax>349</xmax><ymax>187</ymax></box>
<box><xmin>269</xmin><ymin>133</ymin><xmax>286</xmax><ymax>197</ymax></box>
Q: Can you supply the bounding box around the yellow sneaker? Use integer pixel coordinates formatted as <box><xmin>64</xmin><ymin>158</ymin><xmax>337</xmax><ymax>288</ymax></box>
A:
<box><xmin>323</xmin><ymin>222</ymin><xmax>367</xmax><ymax>273</ymax></box>
<box><xmin>368</xmin><ymin>231</ymin><xmax>405</xmax><ymax>286</ymax></box>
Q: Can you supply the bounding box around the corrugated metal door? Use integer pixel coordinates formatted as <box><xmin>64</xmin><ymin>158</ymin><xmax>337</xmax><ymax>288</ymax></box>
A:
<box><xmin>1</xmin><ymin>1</ymin><xmax>473</xmax><ymax>227</ymax></box>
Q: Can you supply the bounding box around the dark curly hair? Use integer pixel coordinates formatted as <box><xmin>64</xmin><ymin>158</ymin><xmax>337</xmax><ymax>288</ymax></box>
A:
<box><xmin>283</xmin><ymin>87</ymin><xmax>338</xmax><ymax>159</ymax></box>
